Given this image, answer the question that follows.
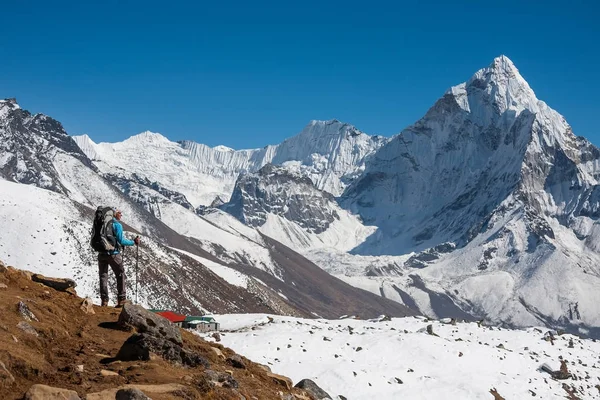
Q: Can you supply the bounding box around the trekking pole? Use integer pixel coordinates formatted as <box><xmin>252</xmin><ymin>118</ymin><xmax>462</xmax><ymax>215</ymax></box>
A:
<box><xmin>136</xmin><ymin>240</ymin><xmax>139</xmax><ymax>305</ymax></box>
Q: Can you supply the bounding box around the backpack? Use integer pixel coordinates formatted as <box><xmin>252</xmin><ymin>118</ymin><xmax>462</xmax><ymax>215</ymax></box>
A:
<box><xmin>90</xmin><ymin>206</ymin><xmax>117</xmax><ymax>252</ymax></box>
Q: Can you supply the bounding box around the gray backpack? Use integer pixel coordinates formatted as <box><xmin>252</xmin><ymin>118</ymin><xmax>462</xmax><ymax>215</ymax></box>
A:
<box><xmin>90</xmin><ymin>206</ymin><xmax>116</xmax><ymax>252</ymax></box>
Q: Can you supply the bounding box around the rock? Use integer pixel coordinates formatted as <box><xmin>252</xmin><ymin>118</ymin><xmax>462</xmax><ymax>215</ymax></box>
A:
<box><xmin>267</xmin><ymin>372</ymin><xmax>293</xmax><ymax>390</ymax></box>
<box><xmin>0</xmin><ymin>260</ymin><xmax>6</xmax><ymax>273</ymax></box>
<box><xmin>202</xmin><ymin>369</ymin><xmax>239</xmax><ymax>389</ymax></box>
<box><xmin>76</xmin><ymin>365</ymin><xmax>84</xmax><ymax>372</ymax></box>
<box><xmin>17</xmin><ymin>301</ymin><xmax>38</xmax><ymax>321</ymax></box>
<box><xmin>12</xmin><ymin>335</ymin><xmax>18</xmax><ymax>342</ymax></box>
<box><xmin>0</xmin><ymin>361</ymin><xmax>15</xmax><ymax>388</ymax></box>
<box><xmin>118</xmin><ymin>304</ymin><xmax>182</xmax><ymax>346</ymax></box>
<box><xmin>116</xmin><ymin>333</ymin><xmax>209</xmax><ymax>368</ymax></box>
<box><xmin>226</xmin><ymin>354</ymin><xmax>246</xmax><ymax>369</ymax></box>
<box><xmin>17</xmin><ymin>321</ymin><xmax>39</xmax><ymax>337</ymax></box>
<box><xmin>80</xmin><ymin>298</ymin><xmax>95</xmax><ymax>314</ymax></box>
<box><xmin>31</xmin><ymin>274</ymin><xmax>76</xmax><ymax>291</ymax></box>
<box><xmin>212</xmin><ymin>332</ymin><xmax>221</xmax><ymax>342</ymax></box>
<box><xmin>210</xmin><ymin>346</ymin><xmax>226</xmax><ymax>359</ymax></box>
<box><xmin>294</xmin><ymin>379</ymin><xmax>332</xmax><ymax>399</ymax></box>
<box><xmin>100</xmin><ymin>369</ymin><xmax>120</xmax><ymax>377</ymax></box>
<box><xmin>256</xmin><ymin>363</ymin><xmax>272</xmax><ymax>373</ymax></box>
<box><xmin>24</xmin><ymin>384</ymin><xmax>81</xmax><ymax>400</ymax></box>
<box><xmin>0</xmin><ymin>283</ymin><xmax>7</xmax><ymax>289</ymax></box>
<box><xmin>115</xmin><ymin>388</ymin><xmax>151</xmax><ymax>400</ymax></box>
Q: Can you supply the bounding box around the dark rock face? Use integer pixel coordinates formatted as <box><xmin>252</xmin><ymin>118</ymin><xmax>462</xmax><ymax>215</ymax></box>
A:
<box><xmin>0</xmin><ymin>100</ymin><xmax>94</xmax><ymax>192</ymax></box>
<box><xmin>105</xmin><ymin>173</ymin><xmax>195</xmax><ymax>219</ymax></box>
<box><xmin>116</xmin><ymin>333</ymin><xmax>209</xmax><ymax>368</ymax></box>
<box><xmin>31</xmin><ymin>274</ymin><xmax>76</xmax><ymax>292</ymax></box>
<box><xmin>221</xmin><ymin>164</ymin><xmax>339</xmax><ymax>234</ymax></box>
<box><xmin>115</xmin><ymin>388</ymin><xmax>151</xmax><ymax>400</ymax></box>
<box><xmin>117</xmin><ymin>304</ymin><xmax>183</xmax><ymax>346</ymax></box>
<box><xmin>294</xmin><ymin>379</ymin><xmax>332</xmax><ymax>400</ymax></box>
<box><xmin>226</xmin><ymin>354</ymin><xmax>246</xmax><ymax>369</ymax></box>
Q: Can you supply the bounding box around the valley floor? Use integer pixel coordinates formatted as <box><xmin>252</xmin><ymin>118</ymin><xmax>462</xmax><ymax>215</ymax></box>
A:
<box><xmin>200</xmin><ymin>314</ymin><xmax>600</xmax><ymax>400</ymax></box>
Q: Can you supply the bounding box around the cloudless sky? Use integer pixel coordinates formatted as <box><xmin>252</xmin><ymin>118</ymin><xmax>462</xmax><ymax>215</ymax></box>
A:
<box><xmin>0</xmin><ymin>0</ymin><xmax>598</xmax><ymax>148</ymax></box>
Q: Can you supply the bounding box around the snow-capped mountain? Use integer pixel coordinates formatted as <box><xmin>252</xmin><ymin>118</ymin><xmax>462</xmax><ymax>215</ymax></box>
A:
<box><xmin>73</xmin><ymin>119</ymin><xmax>386</xmax><ymax>207</ymax></box>
<box><xmin>343</xmin><ymin>55</ymin><xmax>583</xmax><ymax>255</ymax></box>
<box><xmin>5</xmin><ymin>54</ymin><xmax>600</xmax><ymax>338</ymax></box>
<box><xmin>0</xmin><ymin>98</ymin><xmax>415</xmax><ymax>319</ymax></box>
<box><xmin>327</xmin><ymin>56</ymin><xmax>600</xmax><ymax>332</ymax></box>
<box><xmin>74</xmin><ymin>55</ymin><xmax>600</xmax><ymax>337</ymax></box>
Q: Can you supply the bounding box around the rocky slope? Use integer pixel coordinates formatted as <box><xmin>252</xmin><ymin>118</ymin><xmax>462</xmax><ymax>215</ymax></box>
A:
<box><xmin>0</xmin><ymin>261</ymin><xmax>324</xmax><ymax>400</ymax></box>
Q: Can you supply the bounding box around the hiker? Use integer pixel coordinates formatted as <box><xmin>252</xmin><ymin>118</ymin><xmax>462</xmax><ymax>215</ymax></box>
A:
<box><xmin>91</xmin><ymin>207</ymin><xmax>140</xmax><ymax>307</ymax></box>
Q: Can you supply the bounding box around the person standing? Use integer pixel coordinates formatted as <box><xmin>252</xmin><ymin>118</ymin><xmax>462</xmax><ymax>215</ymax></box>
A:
<box><xmin>97</xmin><ymin>209</ymin><xmax>140</xmax><ymax>307</ymax></box>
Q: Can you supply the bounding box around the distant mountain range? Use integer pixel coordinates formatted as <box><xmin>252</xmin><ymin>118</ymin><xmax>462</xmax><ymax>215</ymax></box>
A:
<box><xmin>3</xmin><ymin>55</ymin><xmax>600</xmax><ymax>337</ymax></box>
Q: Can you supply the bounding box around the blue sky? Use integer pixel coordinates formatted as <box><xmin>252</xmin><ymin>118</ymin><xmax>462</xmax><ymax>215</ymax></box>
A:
<box><xmin>0</xmin><ymin>1</ymin><xmax>597</xmax><ymax>148</ymax></box>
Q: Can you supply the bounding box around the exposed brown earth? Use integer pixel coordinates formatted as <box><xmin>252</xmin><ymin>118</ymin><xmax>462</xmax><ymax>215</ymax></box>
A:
<box><xmin>0</xmin><ymin>260</ymin><xmax>315</xmax><ymax>400</ymax></box>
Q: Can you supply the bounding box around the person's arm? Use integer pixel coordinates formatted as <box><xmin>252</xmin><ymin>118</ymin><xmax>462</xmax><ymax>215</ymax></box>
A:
<box><xmin>114</xmin><ymin>221</ymin><xmax>135</xmax><ymax>246</ymax></box>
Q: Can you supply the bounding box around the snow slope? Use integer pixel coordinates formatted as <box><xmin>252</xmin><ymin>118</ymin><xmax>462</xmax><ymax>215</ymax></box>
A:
<box><xmin>202</xmin><ymin>314</ymin><xmax>600</xmax><ymax>400</ymax></box>
<box><xmin>0</xmin><ymin>179</ymin><xmax>296</xmax><ymax>315</ymax></box>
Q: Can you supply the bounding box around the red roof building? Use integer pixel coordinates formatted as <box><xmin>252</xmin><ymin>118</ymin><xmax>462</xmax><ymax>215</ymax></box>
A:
<box><xmin>156</xmin><ymin>311</ymin><xmax>186</xmax><ymax>326</ymax></box>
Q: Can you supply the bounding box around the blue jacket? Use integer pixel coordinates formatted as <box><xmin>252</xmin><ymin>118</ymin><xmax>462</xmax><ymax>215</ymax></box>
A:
<box><xmin>111</xmin><ymin>219</ymin><xmax>135</xmax><ymax>254</ymax></box>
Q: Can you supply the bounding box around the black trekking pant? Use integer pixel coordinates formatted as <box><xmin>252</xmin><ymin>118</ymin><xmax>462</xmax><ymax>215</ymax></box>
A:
<box><xmin>98</xmin><ymin>253</ymin><xmax>126</xmax><ymax>302</ymax></box>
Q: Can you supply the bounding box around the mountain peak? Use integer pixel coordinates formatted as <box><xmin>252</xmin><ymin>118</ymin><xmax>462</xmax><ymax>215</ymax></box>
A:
<box><xmin>0</xmin><ymin>98</ymin><xmax>21</xmax><ymax>118</ymax></box>
<box><xmin>301</xmin><ymin>119</ymin><xmax>361</xmax><ymax>138</ymax></box>
<box><xmin>124</xmin><ymin>130</ymin><xmax>170</xmax><ymax>145</ymax></box>
<box><xmin>489</xmin><ymin>55</ymin><xmax>519</xmax><ymax>76</ymax></box>
<box><xmin>444</xmin><ymin>55</ymin><xmax>538</xmax><ymax>115</ymax></box>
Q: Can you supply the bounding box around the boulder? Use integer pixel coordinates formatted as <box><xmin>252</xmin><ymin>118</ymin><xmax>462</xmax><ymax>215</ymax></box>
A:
<box><xmin>294</xmin><ymin>379</ymin><xmax>332</xmax><ymax>400</ymax></box>
<box><xmin>118</xmin><ymin>304</ymin><xmax>182</xmax><ymax>346</ymax></box>
<box><xmin>0</xmin><ymin>259</ymin><xmax>6</xmax><ymax>273</ymax></box>
<box><xmin>31</xmin><ymin>274</ymin><xmax>76</xmax><ymax>292</ymax></box>
<box><xmin>80</xmin><ymin>298</ymin><xmax>95</xmax><ymax>314</ymax></box>
<box><xmin>0</xmin><ymin>283</ymin><xmax>7</xmax><ymax>289</ymax></box>
<box><xmin>267</xmin><ymin>372</ymin><xmax>293</xmax><ymax>390</ymax></box>
<box><xmin>115</xmin><ymin>388</ymin><xmax>151</xmax><ymax>400</ymax></box>
<box><xmin>116</xmin><ymin>333</ymin><xmax>209</xmax><ymax>368</ymax></box>
<box><xmin>24</xmin><ymin>384</ymin><xmax>81</xmax><ymax>400</ymax></box>
<box><xmin>226</xmin><ymin>354</ymin><xmax>246</xmax><ymax>369</ymax></box>
<box><xmin>0</xmin><ymin>360</ymin><xmax>15</xmax><ymax>388</ymax></box>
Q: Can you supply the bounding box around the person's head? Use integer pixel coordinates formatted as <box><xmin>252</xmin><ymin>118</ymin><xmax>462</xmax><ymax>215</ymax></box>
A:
<box><xmin>114</xmin><ymin>209</ymin><xmax>123</xmax><ymax>221</ymax></box>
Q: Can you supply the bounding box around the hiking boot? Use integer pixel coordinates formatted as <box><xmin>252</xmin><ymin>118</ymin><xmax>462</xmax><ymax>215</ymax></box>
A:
<box><xmin>115</xmin><ymin>299</ymin><xmax>130</xmax><ymax>308</ymax></box>
<box><xmin>101</xmin><ymin>300</ymin><xmax>108</xmax><ymax>307</ymax></box>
